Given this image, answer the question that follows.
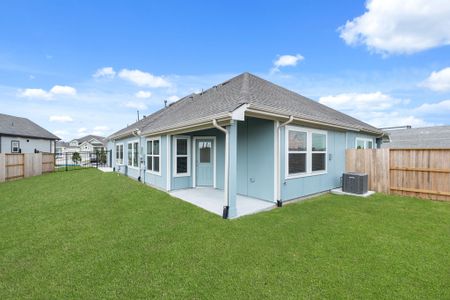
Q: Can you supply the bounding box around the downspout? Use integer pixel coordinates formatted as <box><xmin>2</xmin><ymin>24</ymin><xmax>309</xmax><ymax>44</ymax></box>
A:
<box><xmin>132</xmin><ymin>129</ymin><xmax>142</xmax><ymax>182</ymax></box>
<box><xmin>213</xmin><ymin>119</ymin><xmax>229</xmax><ymax>218</ymax></box>
<box><xmin>276</xmin><ymin>116</ymin><xmax>294</xmax><ymax>207</ymax></box>
<box><xmin>375</xmin><ymin>131</ymin><xmax>386</xmax><ymax>149</ymax></box>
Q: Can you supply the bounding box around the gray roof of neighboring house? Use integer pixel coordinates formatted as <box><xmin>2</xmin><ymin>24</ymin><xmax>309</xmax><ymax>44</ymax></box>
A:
<box><xmin>381</xmin><ymin>125</ymin><xmax>450</xmax><ymax>148</ymax></box>
<box><xmin>71</xmin><ymin>135</ymin><xmax>107</xmax><ymax>146</ymax></box>
<box><xmin>56</xmin><ymin>141</ymin><xmax>70</xmax><ymax>148</ymax></box>
<box><xmin>0</xmin><ymin>113</ymin><xmax>59</xmax><ymax>140</ymax></box>
<box><xmin>109</xmin><ymin>72</ymin><xmax>382</xmax><ymax>139</ymax></box>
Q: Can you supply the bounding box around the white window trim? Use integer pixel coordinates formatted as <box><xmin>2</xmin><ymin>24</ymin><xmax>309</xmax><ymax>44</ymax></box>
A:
<box><xmin>173</xmin><ymin>135</ymin><xmax>191</xmax><ymax>177</ymax></box>
<box><xmin>355</xmin><ymin>137</ymin><xmax>374</xmax><ymax>149</ymax></box>
<box><xmin>146</xmin><ymin>137</ymin><xmax>161</xmax><ymax>176</ymax></box>
<box><xmin>192</xmin><ymin>136</ymin><xmax>216</xmax><ymax>188</ymax></box>
<box><xmin>116</xmin><ymin>143</ymin><xmax>124</xmax><ymax>165</ymax></box>
<box><xmin>285</xmin><ymin>125</ymin><xmax>328</xmax><ymax>179</ymax></box>
<box><xmin>11</xmin><ymin>140</ymin><xmax>20</xmax><ymax>153</ymax></box>
<box><xmin>127</xmin><ymin>140</ymin><xmax>139</xmax><ymax>169</ymax></box>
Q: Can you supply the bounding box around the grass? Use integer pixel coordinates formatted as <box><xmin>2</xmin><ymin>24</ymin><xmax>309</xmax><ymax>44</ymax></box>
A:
<box><xmin>0</xmin><ymin>169</ymin><xmax>449</xmax><ymax>299</ymax></box>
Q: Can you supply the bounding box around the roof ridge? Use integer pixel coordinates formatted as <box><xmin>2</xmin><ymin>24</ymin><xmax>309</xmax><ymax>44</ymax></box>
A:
<box><xmin>238</xmin><ymin>72</ymin><xmax>250</xmax><ymax>104</ymax></box>
<box><xmin>0</xmin><ymin>112</ymin><xmax>28</xmax><ymax>120</ymax></box>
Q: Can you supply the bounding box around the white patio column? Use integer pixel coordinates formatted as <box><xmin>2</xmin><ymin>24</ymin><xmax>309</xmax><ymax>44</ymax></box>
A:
<box><xmin>227</xmin><ymin>120</ymin><xmax>238</xmax><ymax>218</ymax></box>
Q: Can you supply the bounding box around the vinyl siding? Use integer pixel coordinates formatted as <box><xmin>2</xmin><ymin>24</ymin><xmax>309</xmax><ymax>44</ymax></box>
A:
<box><xmin>0</xmin><ymin>136</ymin><xmax>53</xmax><ymax>153</ymax></box>
<box><xmin>280</xmin><ymin>127</ymin><xmax>346</xmax><ymax>201</ymax></box>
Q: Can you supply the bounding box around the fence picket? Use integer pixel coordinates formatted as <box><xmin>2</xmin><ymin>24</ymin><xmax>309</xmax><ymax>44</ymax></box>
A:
<box><xmin>346</xmin><ymin>148</ymin><xmax>450</xmax><ymax>201</ymax></box>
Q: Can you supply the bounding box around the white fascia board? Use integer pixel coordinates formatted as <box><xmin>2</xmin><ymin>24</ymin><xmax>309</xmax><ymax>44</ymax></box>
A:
<box><xmin>231</xmin><ymin>104</ymin><xmax>248</xmax><ymax>121</ymax></box>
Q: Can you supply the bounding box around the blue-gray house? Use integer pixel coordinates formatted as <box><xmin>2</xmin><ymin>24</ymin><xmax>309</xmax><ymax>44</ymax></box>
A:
<box><xmin>108</xmin><ymin>73</ymin><xmax>382</xmax><ymax>218</ymax></box>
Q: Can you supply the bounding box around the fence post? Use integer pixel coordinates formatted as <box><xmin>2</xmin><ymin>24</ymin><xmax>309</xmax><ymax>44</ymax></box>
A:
<box><xmin>65</xmin><ymin>152</ymin><xmax>68</xmax><ymax>172</ymax></box>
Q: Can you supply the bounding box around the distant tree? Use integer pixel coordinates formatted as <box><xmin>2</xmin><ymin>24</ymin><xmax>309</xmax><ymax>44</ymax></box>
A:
<box><xmin>98</xmin><ymin>149</ymin><xmax>107</xmax><ymax>165</ymax></box>
<box><xmin>72</xmin><ymin>152</ymin><xmax>81</xmax><ymax>165</ymax></box>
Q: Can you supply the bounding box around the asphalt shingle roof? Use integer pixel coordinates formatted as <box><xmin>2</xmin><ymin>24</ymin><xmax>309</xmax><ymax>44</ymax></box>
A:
<box><xmin>109</xmin><ymin>72</ymin><xmax>382</xmax><ymax>139</ymax></box>
<box><xmin>382</xmin><ymin>126</ymin><xmax>450</xmax><ymax>148</ymax></box>
<box><xmin>74</xmin><ymin>135</ymin><xmax>107</xmax><ymax>146</ymax></box>
<box><xmin>0</xmin><ymin>113</ymin><xmax>59</xmax><ymax>140</ymax></box>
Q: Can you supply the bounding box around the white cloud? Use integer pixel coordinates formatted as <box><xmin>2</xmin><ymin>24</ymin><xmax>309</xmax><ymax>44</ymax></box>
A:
<box><xmin>421</xmin><ymin>67</ymin><xmax>450</xmax><ymax>91</ymax></box>
<box><xmin>49</xmin><ymin>85</ymin><xmax>77</xmax><ymax>96</ymax></box>
<box><xmin>19</xmin><ymin>85</ymin><xmax>76</xmax><ymax>99</ymax></box>
<box><xmin>19</xmin><ymin>88</ymin><xmax>52</xmax><ymax>100</ymax></box>
<box><xmin>339</xmin><ymin>0</ymin><xmax>450</xmax><ymax>55</ymax></box>
<box><xmin>49</xmin><ymin>115</ymin><xmax>73</xmax><ymax>122</ymax></box>
<box><xmin>74</xmin><ymin>126</ymin><xmax>110</xmax><ymax>137</ymax></box>
<box><xmin>167</xmin><ymin>95</ymin><xmax>180</xmax><ymax>103</ymax></box>
<box><xmin>93</xmin><ymin>67</ymin><xmax>116</xmax><ymax>79</ymax></box>
<box><xmin>135</xmin><ymin>90</ymin><xmax>152</xmax><ymax>98</ymax></box>
<box><xmin>90</xmin><ymin>126</ymin><xmax>110</xmax><ymax>136</ymax></box>
<box><xmin>360</xmin><ymin>112</ymin><xmax>433</xmax><ymax>128</ymax></box>
<box><xmin>319</xmin><ymin>92</ymin><xmax>404</xmax><ymax>111</ymax></box>
<box><xmin>124</xmin><ymin>101</ymin><xmax>148</xmax><ymax>110</ymax></box>
<box><xmin>272</xmin><ymin>54</ymin><xmax>304</xmax><ymax>72</ymax></box>
<box><xmin>94</xmin><ymin>125</ymin><xmax>109</xmax><ymax>131</ymax></box>
<box><xmin>53</xmin><ymin>130</ymin><xmax>68</xmax><ymax>140</ymax></box>
<box><xmin>118</xmin><ymin>69</ymin><xmax>170</xmax><ymax>88</ymax></box>
<box><xmin>415</xmin><ymin>99</ymin><xmax>450</xmax><ymax>115</ymax></box>
<box><xmin>318</xmin><ymin>92</ymin><xmax>433</xmax><ymax>128</ymax></box>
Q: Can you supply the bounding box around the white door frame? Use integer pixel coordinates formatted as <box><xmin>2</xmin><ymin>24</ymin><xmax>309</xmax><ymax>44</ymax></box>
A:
<box><xmin>192</xmin><ymin>136</ymin><xmax>216</xmax><ymax>188</ymax></box>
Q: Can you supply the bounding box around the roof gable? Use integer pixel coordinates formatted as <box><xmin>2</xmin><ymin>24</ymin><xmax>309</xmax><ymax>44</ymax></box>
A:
<box><xmin>76</xmin><ymin>135</ymin><xmax>106</xmax><ymax>145</ymax></box>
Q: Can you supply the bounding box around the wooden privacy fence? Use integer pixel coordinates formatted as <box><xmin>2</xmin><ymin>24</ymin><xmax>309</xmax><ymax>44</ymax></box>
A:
<box><xmin>346</xmin><ymin>148</ymin><xmax>450</xmax><ymax>201</ymax></box>
<box><xmin>0</xmin><ymin>153</ymin><xmax>55</xmax><ymax>183</ymax></box>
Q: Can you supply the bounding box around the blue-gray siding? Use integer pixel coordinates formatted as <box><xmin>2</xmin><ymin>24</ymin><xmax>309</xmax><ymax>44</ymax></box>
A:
<box><xmin>237</xmin><ymin>118</ymin><xmax>274</xmax><ymax>201</ymax></box>
<box><xmin>110</xmin><ymin>116</ymin><xmax>378</xmax><ymax>204</ymax></box>
<box><xmin>169</xmin><ymin>118</ymin><xmax>274</xmax><ymax>202</ymax></box>
<box><xmin>111</xmin><ymin>135</ymin><xmax>168</xmax><ymax>190</ymax></box>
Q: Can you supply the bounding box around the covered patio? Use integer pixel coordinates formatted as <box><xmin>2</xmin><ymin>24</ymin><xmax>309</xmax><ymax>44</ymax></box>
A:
<box><xmin>169</xmin><ymin>187</ymin><xmax>275</xmax><ymax>218</ymax></box>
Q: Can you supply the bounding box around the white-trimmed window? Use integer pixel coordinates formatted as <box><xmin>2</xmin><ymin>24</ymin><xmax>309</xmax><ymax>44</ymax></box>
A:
<box><xmin>286</xmin><ymin>126</ymin><xmax>327</xmax><ymax>178</ymax></box>
<box><xmin>127</xmin><ymin>141</ymin><xmax>139</xmax><ymax>167</ymax></box>
<box><xmin>174</xmin><ymin>136</ymin><xmax>190</xmax><ymax>176</ymax></box>
<box><xmin>146</xmin><ymin>138</ymin><xmax>160</xmax><ymax>174</ymax></box>
<box><xmin>116</xmin><ymin>144</ymin><xmax>124</xmax><ymax>164</ymax></box>
<box><xmin>312</xmin><ymin>133</ymin><xmax>327</xmax><ymax>172</ymax></box>
<box><xmin>11</xmin><ymin>140</ymin><xmax>20</xmax><ymax>153</ymax></box>
<box><xmin>287</xmin><ymin>130</ymin><xmax>307</xmax><ymax>174</ymax></box>
<box><xmin>355</xmin><ymin>138</ymin><xmax>374</xmax><ymax>149</ymax></box>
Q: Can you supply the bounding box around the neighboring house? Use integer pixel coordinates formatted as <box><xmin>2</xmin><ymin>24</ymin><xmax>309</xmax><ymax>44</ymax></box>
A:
<box><xmin>381</xmin><ymin>125</ymin><xmax>450</xmax><ymax>148</ymax></box>
<box><xmin>56</xmin><ymin>135</ymin><xmax>107</xmax><ymax>155</ymax></box>
<box><xmin>108</xmin><ymin>72</ymin><xmax>382</xmax><ymax>218</ymax></box>
<box><xmin>0</xmin><ymin>113</ymin><xmax>59</xmax><ymax>153</ymax></box>
<box><xmin>56</xmin><ymin>135</ymin><xmax>107</xmax><ymax>166</ymax></box>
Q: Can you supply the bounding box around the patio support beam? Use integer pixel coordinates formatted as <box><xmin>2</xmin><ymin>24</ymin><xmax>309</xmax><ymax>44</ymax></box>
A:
<box><xmin>227</xmin><ymin>120</ymin><xmax>238</xmax><ymax>218</ymax></box>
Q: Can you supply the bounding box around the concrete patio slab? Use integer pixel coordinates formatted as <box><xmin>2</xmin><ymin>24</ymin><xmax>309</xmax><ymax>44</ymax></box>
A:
<box><xmin>331</xmin><ymin>188</ymin><xmax>375</xmax><ymax>198</ymax></box>
<box><xmin>169</xmin><ymin>187</ymin><xmax>275</xmax><ymax>218</ymax></box>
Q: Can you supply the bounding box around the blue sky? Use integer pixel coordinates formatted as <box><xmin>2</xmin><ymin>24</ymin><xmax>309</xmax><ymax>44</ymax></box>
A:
<box><xmin>1</xmin><ymin>0</ymin><xmax>449</xmax><ymax>140</ymax></box>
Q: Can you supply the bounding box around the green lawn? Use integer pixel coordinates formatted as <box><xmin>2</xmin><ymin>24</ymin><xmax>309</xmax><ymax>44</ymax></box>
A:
<box><xmin>1</xmin><ymin>169</ymin><xmax>449</xmax><ymax>299</ymax></box>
